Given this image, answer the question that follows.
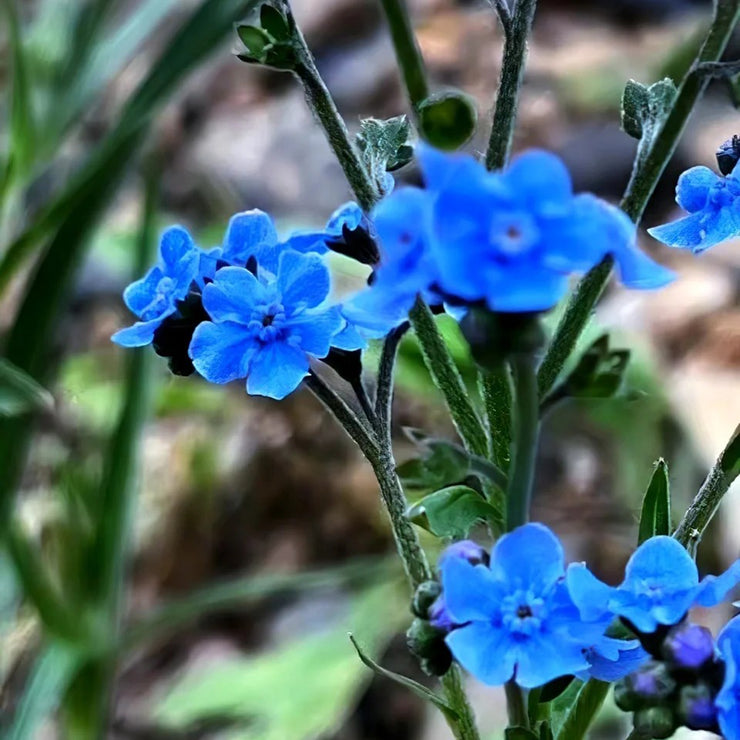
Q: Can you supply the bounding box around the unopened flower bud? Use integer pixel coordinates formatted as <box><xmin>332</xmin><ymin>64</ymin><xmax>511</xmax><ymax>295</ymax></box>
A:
<box><xmin>615</xmin><ymin>661</ymin><xmax>676</xmax><ymax>711</ymax></box>
<box><xmin>716</xmin><ymin>135</ymin><xmax>740</xmax><ymax>176</ymax></box>
<box><xmin>438</xmin><ymin>540</ymin><xmax>490</xmax><ymax>569</ymax></box>
<box><xmin>678</xmin><ymin>682</ymin><xmax>719</xmax><ymax>731</ymax></box>
<box><xmin>633</xmin><ymin>706</ymin><xmax>677</xmax><ymax>739</ymax></box>
<box><xmin>460</xmin><ymin>309</ymin><xmax>545</xmax><ymax>368</ymax></box>
<box><xmin>662</xmin><ymin>622</ymin><xmax>715</xmax><ymax>671</ymax></box>
<box><xmin>406</xmin><ymin>618</ymin><xmax>452</xmax><ymax>676</ymax></box>
<box><xmin>412</xmin><ymin>580</ymin><xmax>442</xmax><ymax>620</ymax></box>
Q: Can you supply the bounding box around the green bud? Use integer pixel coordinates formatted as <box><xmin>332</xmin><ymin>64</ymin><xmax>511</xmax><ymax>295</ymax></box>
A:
<box><xmin>411</xmin><ymin>580</ymin><xmax>442</xmax><ymax>619</ymax></box>
<box><xmin>417</xmin><ymin>91</ymin><xmax>477</xmax><ymax>151</ymax></box>
<box><xmin>406</xmin><ymin>618</ymin><xmax>451</xmax><ymax>675</ymax></box>
<box><xmin>633</xmin><ymin>706</ymin><xmax>677</xmax><ymax>739</ymax></box>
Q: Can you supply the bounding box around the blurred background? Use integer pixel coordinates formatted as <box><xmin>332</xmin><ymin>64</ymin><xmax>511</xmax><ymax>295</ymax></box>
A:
<box><xmin>1</xmin><ymin>0</ymin><xmax>739</xmax><ymax>737</ymax></box>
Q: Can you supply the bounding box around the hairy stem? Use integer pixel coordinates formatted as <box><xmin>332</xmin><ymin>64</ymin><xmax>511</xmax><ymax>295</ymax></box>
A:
<box><xmin>378</xmin><ymin>0</ymin><xmax>430</xmax><ymax>109</ymax></box>
<box><xmin>280</xmin><ymin>3</ymin><xmax>378</xmax><ymax>212</ymax></box>
<box><xmin>506</xmin><ymin>354</ymin><xmax>539</xmax><ymax>530</ymax></box>
<box><xmin>485</xmin><ymin>0</ymin><xmax>538</xmax><ymax>170</ymax></box>
<box><xmin>674</xmin><ymin>425</ymin><xmax>740</xmax><ymax>550</ymax></box>
<box><xmin>409</xmin><ymin>300</ymin><xmax>488</xmax><ymax>457</ymax></box>
<box><xmin>374</xmin><ymin>325</ymin><xmax>408</xmax><ymax>436</ymax></box>
<box><xmin>441</xmin><ymin>667</ymin><xmax>483</xmax><ymax>740</ymax></box>
<box><xmin>538</xmin><ymin>0</ymin><xmax>740</xmax><ymax>399</ymax></box>
<box><xmin>479</xmin><ymin>365</ymin><xmax>512</xmax><ymax>472</ymax></box>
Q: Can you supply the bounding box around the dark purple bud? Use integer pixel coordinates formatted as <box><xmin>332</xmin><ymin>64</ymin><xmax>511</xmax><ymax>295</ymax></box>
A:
<box><xmin>628</xmin><ymin>661</ymin><xmax>676</xmax><ymax>703</ymax></box>
<box><xmin>438</xmin><ymin>540</ymin><xmax>490</xmax><ymax>569</ymax></box>
<box><xmin>716</xmin><ymin>135</ymin><xmax>740</xmax><ymax>176</ymax></box>
<box><xmin>678</xmin><ymin>683</ymin><xmax>719</xmax><ymax>731</ymax></box>
<box><xmin>429</xmin><ymin>594</ymin><xmax>457</xmax><ymax>632</ymax></box>
<box><xmin>662</xmin><ymin>622</ymin><xmax>715</xmax><ymax>671</ymax></box>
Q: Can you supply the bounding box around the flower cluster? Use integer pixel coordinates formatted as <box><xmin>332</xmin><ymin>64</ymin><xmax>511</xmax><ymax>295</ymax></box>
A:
<box><xmin>649</xmin><ymin>136</ymin><xmax>740</xmax><ymax>253</ymax></box>
<box><xmin>113</xmin><ymin>146</ymin><xmax>674</xmax><ymax>397</ymax></box>
<box><xmin>416</xmin><ymin>524</ymin><xmax>740</xmax><ymax>736</ymax></box>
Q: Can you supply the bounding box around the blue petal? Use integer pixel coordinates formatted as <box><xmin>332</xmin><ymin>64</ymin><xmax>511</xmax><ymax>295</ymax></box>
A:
<box><xmin>331</xmin><ymin>321</ymin><xmax>367</xmax><ymax>351</ymax></box>
<box><xmin>695</xmin><ymin>559</ymin><xmax>740</xmax><ymax>607</ymax></box>
<box><xmin>503</xmin><ymin>150</ymin><xmax>573</xmax><ymax>210</ymax></box>
<box><xmin>648</xmin><ymin>212</ymin><xmax>709</xmax><ymax>250</ymax></box>
<box><xmin>566</xmin><ymin>563</ymin><xmax>614</xmax><ymax>622</ymax></box>
<box><xmin>440</xmin><ymin>556</ymin><xmax>505</xmax><ymax>624</ymax></box>
<box><xmin>287</xmin><ymin>307</ymin><xmax>344</xmax><ymax>357</ymax></box>
<box><xmin>483</xmin><ymin>263</ymin><xmax>568</xmax><ymax>313</ymax></box>
<box><xmin>584</xmin><ymin>640</ymin><xmax>649</xmax><ymax>682</ymax></box>
<box><xmin>613</xmin><ymin>242</ymin><xmax>675</xmax><ymax>289</ymax></box>
<box><xmin>123</xmin><ymin>267</ymin><xmax>165</xmax><ymax>315</ymax></box>
<box><xmin>283</xmin><ymin>231</ymin><xmax>330</xmax><ymax>254</ymax></box>
<box><xmin>202</xmin><ymin>266</ymin><xmax>272</xmax><ymax>323</ymax></box>
<box><xmin>514</xmin><ymin>630</ymin><xmax>591</xmax><ymax>688</ymax></box>
<box><xmin>445</xmin><ymin>621</ymin><xmax>517</xmax><ymax>686</ymax></box>
<box><xmin>718</xmin><ymin>616</ymin><xmax>740</xmax><ymax>740</ymax></box>
<box><xmin>246</xmin><ymin>341</ymin><xmax>309</xmax><ymax>399</ymax></box>
<box><xmin>222</xmin><ymin>210</ymin><xmax>279</xmax><ymax>267</ymax></box>
<box><xmin>326</xmin><ymin>201</ymin><xmax>364</xmax><ymax>234</ymax></box>
<box><xmin>111</xmin><ymin>318</ymin><xmax>162</xmax><ymax>347</ymax></box>
<box><xmin>416</xmin><ymin>143</ymin><xmax>485</xmax><ymax>192</ymax></box>
<box><xmin>490</xmin><ymin>523</ymin><xmax>565</xmax><ymax>593</ymax></box>
<box><xmin>623</xmin><ymin>536</ymin><xmax>698</xmax><ymax>593</ymax></box>
<box><xmin>276</xmin><ymin>250</ymin><xmax>331</xmax><ymax>310</ymax></box>
<box><xmin>189</xmin><ymin>321</ymin><xmax>257</xmax><ymax>384</ymax></box>
<box><xmin>698</xmin><ymin>206</ymin><xmax>740</xmax><ymax>252</ymax></box>
<box><xmin>160</xmin><ymin>226</ymin><xmax>196</xmax><ymax>266</ymax></box>
<box><xmin>676</xmin><ymin>166</ymin><xmax>719</xmax><ymax>213</ymax></box>
<box><xmin>198</xmin><ymin>246</ymin><xmax>224</xmax><ymax>285</ymax></box>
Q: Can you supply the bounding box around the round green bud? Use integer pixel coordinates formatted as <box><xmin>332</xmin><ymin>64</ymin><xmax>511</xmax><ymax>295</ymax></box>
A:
<box><xmin>633</xmin><ymin>706</ymin><xmax>677</xmax><ymax>739</ymax></box>
<box><xmin>406</xmin><ymin>618</ymin><xmax>452</xmax><ymax>676</ymax></box>
<box><xmin>417</xmin><ymin>91</ymin><xmax>477</xmax><ymax>151</ymax></box>
<box><xmin>411</xmin><ymin>580</ymin><xmax>442</xmax><ymax>619</ymax></box>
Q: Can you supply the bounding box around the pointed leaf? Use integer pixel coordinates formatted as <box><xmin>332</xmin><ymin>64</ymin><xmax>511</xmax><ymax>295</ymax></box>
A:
<box><xmin>553</xmin><ymin>680</ymin><xmax>610</xmax><ymax>740</ymax></box>
<box><xmin>407</xmin><ymin>485</ymin><xmax>500</xmax><ymax>538</ymax></box>
<box><xmin>349</xmin><ymin>634</ymin><xmax>459</xmax><ymax>721</ymax></box>
<box><xmin>638</xmin><ymin>459</ymin><xmax>671</xmax><ymax>544</ymax></box>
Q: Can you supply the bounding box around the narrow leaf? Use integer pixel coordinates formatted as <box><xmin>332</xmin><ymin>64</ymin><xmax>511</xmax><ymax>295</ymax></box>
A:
<box><xmin>638</xmin><ymin>459</ymin><xmax>671</xmax><ymax>544</ymax></box>
<box><xmin>7</xmin><ymin>642</ymin><xmax>80</xmax><ymax>740</ymax></box>
<box><xmin>0</xmin><ymin>359</ymin><xmax>54</xmax><ymax>417</ymax></box>
<box><xmin>348</xmin><ymin>634</ymin><xmax>459</xmax><ymax>721</ymax></box>
<box><xmin>553</xmin><ymin>680</ymin><xmax>610</xmax><ymax>740</ymax></box>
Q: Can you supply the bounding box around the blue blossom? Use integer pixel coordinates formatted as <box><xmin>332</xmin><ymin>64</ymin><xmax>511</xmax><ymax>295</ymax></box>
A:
<box><xmin>112</xmin><ymin>226</ymin><xmax>200</xmax><ymax>347</ymax></box>
<box><xmin>648</xmin><ymin>162</ymin><xmax>740</xmax><ymax>253</ymax></box>
<box><xmin>567</xmin><ymin>535</ymin><xmax>740</xmax><ymax>634</ymax></box>
<box><xmin>716</xmin><ymin>615</ymin><xmax>740</xmax><ymax>739</ymax></box>
<box><xmin>189</xmin><ymin>250</ymin><xmax>343</xmax><ymax>399</ymax></box>
<box><xmin>440</xmin><ymin>523</ymin><xmax>607</xmax><ymax>688</ymax></box>
<box><xmin>581</xmin><ymin>638</ymin><xmax>649</xmax><ymax>682</ymax></box>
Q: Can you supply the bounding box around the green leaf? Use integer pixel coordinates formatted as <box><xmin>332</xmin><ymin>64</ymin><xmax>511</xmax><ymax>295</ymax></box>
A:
<box><xmin>720</xmin><ymin>425</ymin><xmax>740</xmax><ymax>481</ymax></box>
<box><xmin>407</xmin><ymin>485</ymin><xmax>500</xmax><ymax>538</ymax></box>
<box><xmin>349</xmin><ymin>634</ymin><xmax>459</xmax><ymax>721</ymax></box>
<box><xmin>417</xmin><ymin>90</ymin><xmax>477</xmax><ymax>150</ymax></box>
<box><xmin>259</xmin><ymin>3</ymin><xmax>289</xmax><ymax>40</ymax></box>
<box><xmin>638</xmin><ymin>459</ymin><xmax>671</xmax><ymax>544</ymax></box>
<box><xmin>505</xmin><ymin>728</ymin><xmax>540</xmax><ymax>740</ymax></box>
<box><xmin>552</xmin><ymin>680</ymin><xmax>610</xmax><ymax>740</ymax></box>
<box><xmin>154</xmin><ymin>583</ymin><xmax>407</xmax><ymax>740</ymax></box>
<box><xmin>0</xmin><ymin>359</ymin><xmax>54</xmax><ymax>417</ymax></box>
<box><xmin>356</xmin><ymin>115</ymin><xmax>413</xmax><ymax>191</ymax></box>
<box><xmin>237</xmin><ymin>24</ymin><xmax>270</xmax><ymax>58</ymax></box>
<box><xmin>621</xmin><ymin>78</ymin><xmax>677</xmax><ymax>164</ymax></box>
<box><xmin>6</xmin><ymin>642</ymin><xmax>80</xmax><ymax>740</ymax></box>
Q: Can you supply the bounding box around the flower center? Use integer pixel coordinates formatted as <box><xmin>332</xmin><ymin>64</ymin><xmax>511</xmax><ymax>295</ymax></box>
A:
<box><xmin>501</xmin><ymin>590</ymin><xmax>546</xmax><ymax>636</ymax></box>
<box><xmin>249</xmin><ymin>302</ymin><xmax>287</xmax><ymax>343</ymax></box>
<box><xmin>490</xmin><ymin>214</ymin><xmax>538</xmax><ymax>258</ymax></box>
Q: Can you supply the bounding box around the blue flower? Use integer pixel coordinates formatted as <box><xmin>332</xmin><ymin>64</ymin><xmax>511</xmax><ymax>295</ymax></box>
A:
<box><xmin>648</xmin><ymin>162</ymin><xmax>740</xmax><ymax>253</ymax></box>
<box><xmin>567</xmin><ymin>536</ymin><xmax>740</xmax><ymax>634</ymax></box>
<box><xmin>189</xmin><ymin>250</ymin><xmax>343</xmax><ymax>399</ymax></box>
<box><xmin>440</xmin><ymin>523</ymin><xmax>607</xmax><ymax>688</ymax></box>
<box><xmin>112</xmin><ymin>226</ymin><xmax>200</xmax><ymax>347</ymax></box>
<box><xmin>581</xmin><ymin>638</ymin><xmax>649</xmax><ymax>682</ymax></box>
<box><xmin>716</xmin><ymin>615</ymin><xmax>740</xmax><ymax>739</ymax></box>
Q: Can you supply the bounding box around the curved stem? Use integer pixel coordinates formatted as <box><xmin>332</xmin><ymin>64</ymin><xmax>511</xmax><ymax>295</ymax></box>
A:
<box><xmin>378</xmin><ymin>0</ymin><xmax>430</xmax><ymax>109</ymax></box>
<box><xmin>485</xmin><ymin>0</ymin><xmax>538</xmax><ymax>171</ymax></box>
<box><xmin>374</xmin><ymin>325</ymin><xmax>408</xmax><ymax>436</ymax></box>
<box><xmin>538</xmin><ymin>0</ymin><xmax>740</xmax><ymax>399</ymax></box>
<box><xmin>506</xmin><ymin>354</ymin><xmax>539</xmax><ymax>530</ymax></box>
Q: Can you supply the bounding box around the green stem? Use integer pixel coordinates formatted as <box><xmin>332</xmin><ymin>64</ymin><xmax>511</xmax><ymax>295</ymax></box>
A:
<box><xmin>479</xmin><ymin>365</ymin><xmax>512</xmax><ymax>472</ymax></box>
<box><xmin>374</xmin><ymin>325</ymin><xmax>408</xmax><ymax>436</ymax></box>
<box><xmin>441</xmin><ymin>667</ymin><xmax>482</xmax><ymax>740</ymax></box>
<box><xmin>485</xmin><ymin>0</ymin><xmax>538</xmax><ymax>170</ymax></box>
<box><xmin>280</xmin><ymin>2</ymin><xmax>378</xmax><ymax>212</ymax></box>
<box><xmin>504</xmin><ymin>680</ymin><xmax>529</xmax><ymax>729</ymax></box>
<box><xmin>378</xmin><ymin>0</ymin><xmax>430</xmax><ymax>109</ymax></box>
<box><xmin>673</xmin><ymin>425</ymin><xmax>740</xmax><ymax>550</ymax></box>
<box><xmin>409</xmin><ymin>300</ymin><xmax>488</xmax><ymax>457</ymax></box>
<box><xmin>538</xmin><ymin>0</ymin><xmax>740</xmax><ymax>398</ymax></box>
<box><xmin>506</xmin><ymin>354</ymin><xmax>539</xmax><ymax>530</ymax></box>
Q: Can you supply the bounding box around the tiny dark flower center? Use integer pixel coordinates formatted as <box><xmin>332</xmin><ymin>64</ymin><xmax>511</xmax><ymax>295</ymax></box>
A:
<box><xmin>517</xmin><ymin>605</ymin><xmax>533</xmax><ymax>619</ymax></box>
<box><xmin>506</xmin><ymin>226</ymin><xmax>522</xmax><ymax>241</ymax></box>
<box><xmin>262</xmin><ymin>314</ymin><xmax>275</xmax><ymax>327</ymax></box>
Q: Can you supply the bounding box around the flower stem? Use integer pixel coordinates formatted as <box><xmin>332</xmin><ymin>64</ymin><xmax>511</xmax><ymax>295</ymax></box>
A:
<box><xmin>409</xmin><ymin>299</ymin><xmax>488</xmax><ymax>457</ymax></box>
<box><xmin>374</xmin><ymin>325</ymin><xmax>408</xmax><ymax>436</ymax></box>
<box><xmin>506</xmin><ymin>354</ymin><xmax>539</xmax><ymax>530</ymax></box>
<box><xmin>538</xmin><ymin>0</ymin><xmax>740</xmax><ymax>399</ymax></box>
<box><xmin>673</xmin><ymin>425</ymin><xmax>740</xmax><ymax>552</ymax></box>
<box><xmin>378</xmin><ymin>0</ymin><xmax>430</xmax><ymax>109</ymax></box>
<box><xmin>485</xmin><ymin>0</ymin><xmax>538</xmax><ymax>171</ymax></box>
<box><xmin>279</xmin><ymin>2</ymin><xmax>378</xmax><ymax>212</ymax></box>
<box><xmin>441</xmin><ymin>667</ymin><xmax>483</xmax><ymax>740</ymax></box>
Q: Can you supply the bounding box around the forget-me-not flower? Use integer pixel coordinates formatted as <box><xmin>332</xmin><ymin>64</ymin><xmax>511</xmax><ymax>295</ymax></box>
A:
<box><xmin>112</xmin><ymin>226</ymin><xmax>200</xmax><ymax>347</ymax></box>
<box><xmin>649</xmin><ymin>161</ymin><xmax>740</xmax><ymax>253</ymax></box>
<box><xmin>189</xmin><ymin>250</ymin><xmax>343</xmax><ymax>399</ymax></box>
<box><xmin>439</xmin><ymin>523</ymin><xmax>608</xmax><ymax>688</ymax></box>
<box><xmin>716</xmin><ymin>615</ymin><xmax>740</xmax><ymax>739</ymax></box>
<box><xmin>567</xmin><ymin>536</ymin><xmax>740</xmax><ymax>634</ymax></box>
